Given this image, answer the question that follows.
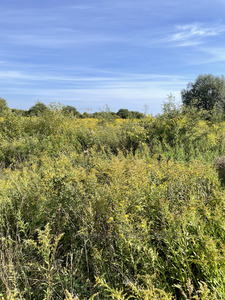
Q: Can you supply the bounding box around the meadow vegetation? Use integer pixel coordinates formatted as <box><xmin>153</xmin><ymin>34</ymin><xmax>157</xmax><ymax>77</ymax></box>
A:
<box><xmin>1</xmin><ymin>98</ymin><xmax>225</xmax><ymax>299</ymax></box>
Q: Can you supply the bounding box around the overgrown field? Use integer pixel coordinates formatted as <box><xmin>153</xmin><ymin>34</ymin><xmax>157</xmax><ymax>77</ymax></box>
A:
<box><xmin>1</xmin><ymin>105</ymin><xmax>225</xmax><ymax>299</ymax></box>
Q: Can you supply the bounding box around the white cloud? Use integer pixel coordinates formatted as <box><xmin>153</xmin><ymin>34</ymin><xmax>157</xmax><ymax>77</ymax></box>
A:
<box><xmin>131</xmin><ymin>22</ymin><xmax>225</xmax><ymax>50</ymax></box>
<box><xmin>165</xmin><ymin>23</ymin><xmax>225</xmax><ymax>47</ymax></box>
<box><xmin>0</xmin><ymin>69</ymin><xmax>184</xmax><ymax>113</ymax></box>
<box><xmin>0</xmin><ymin>69</ymin><xmax>185</xmax><ymax>83</ymax></box>
<box><xmin>173</xmin><ymin>24</ymin><xmax>218</xmax><ymax>40</ymax></box>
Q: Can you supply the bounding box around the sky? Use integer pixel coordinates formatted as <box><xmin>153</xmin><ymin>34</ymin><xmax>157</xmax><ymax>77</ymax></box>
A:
<box><xmin>1</xmin><ymin>0</ymin><xmax>225</xmax><ymax>114</ymax></box>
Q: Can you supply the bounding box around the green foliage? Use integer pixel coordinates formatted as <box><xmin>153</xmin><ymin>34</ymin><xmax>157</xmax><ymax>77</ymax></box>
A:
<box><xmin>82</xmin><ymin>112</ymin><xmax>92</xmax><ymax>118</ymax></box>
<box><xmin>117</xmin><ymin>108</ymin><xmax>130</xmax><ymax>119</ymax></box>
<box><xmin>0</xmin><ymin>103</ymin><xmax>225</xmax><ymax>298</ymax></box>
<box><xmin>62</xmin><ymin>105</ymin><xmax>81</xmax><ymax>117</ymax></box>
<box><xmin>28</xmin><ymin>101</ymin><xmax>48</xmax><ymax>116</ymax></box>
<box><xmin>130</xmin><ymin>110</ymin><xmax>145</xmax><ymax>119</ymax></box>
<box><xmin>11</xmin><ymin>108</ymin><xmax>27</xmax><ymax>116</ymax></box>
<box><xmin>93</xmin><ymin>105</ymin><xmax>117</xmax><ymax>123</ymax></box>
<box><xmin>117</xmin><ymin>108</ymin><xmax>145</xmax><ymax>119</ymax></box>
<box><xmin>0</xmin><ymin>98</ymin><xmax>9</xmax><ymax>116</ymax></box>
<box><xmin>181</xmin><ymin>74</ymin><xmax>225</xmax><ymax>113</ymax></box>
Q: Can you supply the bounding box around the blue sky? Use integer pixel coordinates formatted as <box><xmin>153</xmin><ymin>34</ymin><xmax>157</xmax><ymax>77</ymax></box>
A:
<box><xmin>1</xmin><ymin>0</ymin><xmax>225</xmax><ymax>114</ymax></box>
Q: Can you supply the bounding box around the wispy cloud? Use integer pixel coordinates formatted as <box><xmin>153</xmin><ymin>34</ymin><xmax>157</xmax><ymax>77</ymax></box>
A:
<box><xmin>128</xmin><ymin>22</ymin><xmax>225</xmax><ymax>49</ymax></box>
<box><xmin>164</xmin><ymin>23</ymin><xmax>225</xmax><ymax>47</ymax></box>
<box><xmin>173</xmin><ymin>24</ymin><xmax>223</xmax><ymax>40</ymax></box>
<box><xmin>200</xmin><ymin>47</ymin><xmax>225</xmax><ymax>63</ymax></box>
<box><xmin>0</xmin><ymin>68</ymin><xmax>185</xmax><ymax>113</ymax></box>
<box><xmin>2</xmin><ymin>0</ymin><xmax>225</xmax><ymax>113</ymax></box>
<box><xmin>0</xmin><ymin>69</ymin><xmax>185</xmax><ymax>85</ymax></box>
<box><xmin>2</xmin><ymin>32</ymin><xmax>126</xmax><ymax>48</ymax></box>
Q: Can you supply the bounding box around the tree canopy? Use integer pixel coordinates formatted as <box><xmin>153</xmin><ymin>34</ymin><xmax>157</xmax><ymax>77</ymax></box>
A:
<box><xmin>62</xmin><ymin>105</ymin><xmax>80</xmax><ymax>117</ymax></box>
<box><xmin>117</xmin><ymin>109</ymin><xmax>129</xmax><ymax>119</ymax></box>
<box><xmin>181</xmin><ymin>74</ymin><xmax>225</xmax><ymax>112</ymax></box>
<box><xmin>27</xmin><ymin>102</ymin><xmax>48</xmax><ymax>116</ymax></box>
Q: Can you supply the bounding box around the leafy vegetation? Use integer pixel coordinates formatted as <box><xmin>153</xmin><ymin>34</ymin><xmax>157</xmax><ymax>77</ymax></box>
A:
<box><xmin>27</xmin><ymin>101</ymin><xmax>49</xmax><ymax>116</ymax></box>
<box><xmin>10</xmin><ymin>100</ymin><xmax>146</xmax><ymax>120</ymax></box>
<box><xmin>1</xmin><ymin>90</ymin><xmax>225</xmax><ymax>298</ymax></box>
<box><xmin>181</xmin><ymin>74</ymin><xmax>225</xmax><ymax>114</ymax></box>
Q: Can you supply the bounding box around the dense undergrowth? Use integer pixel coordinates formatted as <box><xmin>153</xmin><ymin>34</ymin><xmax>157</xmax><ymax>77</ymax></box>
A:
<box><xmin>1</xmin><ymin>105</ymin><xmax>225</xmax><ymax>299</ymax></box>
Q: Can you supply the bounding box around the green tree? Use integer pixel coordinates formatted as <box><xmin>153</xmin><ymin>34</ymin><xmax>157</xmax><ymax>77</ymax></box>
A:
<box><xmin>181</xmin><ymin>74</ymin><xmax>225</xmax><ymax>112</ymax></box>
<box><xmin>81</xmin><ymin>112</ymin><xmax>91</xmax><ymax>118</ymax></box>
<box><xmin>28</xmin><ymin>101</ymin><xmax>48</xmax><ymax>116</ymax></box>
<box><xmin>62</xmin><ymin>105</ymin><xmax>80</xmax><ymax>117</ymax></box>
<box><xmin>130</xmin><ymin>111</ymin><xmax>145</xmax><ymax>119</ymax></box>
<box><xmin>117</xmin><ymin>109</ymin><xmax>129</xmax><ymax>119</ymax></box>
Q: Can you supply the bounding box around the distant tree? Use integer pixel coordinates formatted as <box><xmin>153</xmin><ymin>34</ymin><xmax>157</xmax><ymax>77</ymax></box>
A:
<box><xmin>181</xmin><ymin>74</ymin><xmax>225</xmax><ymax>113</ymax></box>
<box><xmin>117</xmin><ymin>109</ymin><xmax>145</xmax><ymax>119</ymax></box>
<box><xmin>28</xmin><ymin>102</ymin><xmax>48</xmax><ymax>116</ymax></box>
<box><xmin>81</xmin><ymin>112</ymin><xmax>91</xmax><ymax>118</ymax></box>
<box><xmin>0</xmin><ymin>98</ymin><xmax>9</xmax><ymax>115</ymax></box>
<box><xmin>117</xmin><ymin>109</ymin><xmax>129</xmax><ymax>119</ymax></box>
<box><xmin>111</xmin><ymin>112</ymin><xmax>118</xmax><ymax>118</ymax></box>
<box><xmin>130</xmin><ymin>111</ymin><xmax>145</xmax><ymax>119</ymax></box>
<box><xmin>93</xmin><ymin>112</ymin><xmax>102</xmax><ymax>118</ymax></box>
<box><xmin>11</xmin><ymin>109</ymin><xmax>27</xmax><ymax>116</ymax></box>
<box><xmin>62</xmin><ymin>105</ymin><xmax>80</xmax><ymax>117</ymax></box>
<box><xmin>93</xmin><ymin>110</ymin><xmax>116</xmax><ymax>119</ymax></box>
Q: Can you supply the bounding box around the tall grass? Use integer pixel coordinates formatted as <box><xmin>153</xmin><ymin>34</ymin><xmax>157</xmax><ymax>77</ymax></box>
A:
<box><xmin>0</xmin><ymin>106</ymin><xmax>225</xmax><ymax>298</ymax></box>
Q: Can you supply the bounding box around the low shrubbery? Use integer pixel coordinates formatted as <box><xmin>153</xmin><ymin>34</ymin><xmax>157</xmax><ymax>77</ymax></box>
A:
<box><xmin>0</xmin><ymin>104</ymin><xmax>225</xmax><ymax>299</ymax></box>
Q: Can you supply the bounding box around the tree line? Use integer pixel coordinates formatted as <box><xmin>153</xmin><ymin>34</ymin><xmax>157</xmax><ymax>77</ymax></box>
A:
<box><xmin>0</xmin><ymin>99</ymin><xmax>147</xmax><ymax>119</ymax></box>
<box><xmin>1</xmin><ymin>73</ymin><xmax>225</xmax><ymax>119</ymax></box>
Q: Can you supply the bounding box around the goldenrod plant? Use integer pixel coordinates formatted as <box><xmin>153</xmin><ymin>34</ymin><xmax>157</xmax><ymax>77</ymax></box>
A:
<box><xmin>0</xmin><ymin>102</ymin><xmax>225</xmax><ymax>298</ymax></box>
